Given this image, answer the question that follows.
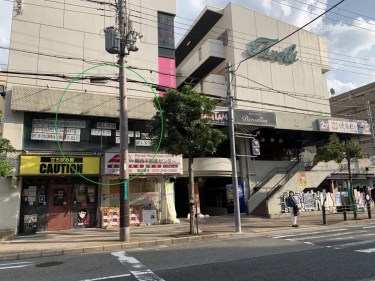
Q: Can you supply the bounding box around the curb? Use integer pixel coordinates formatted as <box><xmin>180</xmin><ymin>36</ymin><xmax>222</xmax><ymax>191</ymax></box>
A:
<box><xmin>1</xmin><ymin>219</ymin><xmax>374</xmax><ymax>262</ymax></box>
<box><xmin>0</xmin><ymin>232</ymin><xmax>237</xmax><ymax>262</ymax></box>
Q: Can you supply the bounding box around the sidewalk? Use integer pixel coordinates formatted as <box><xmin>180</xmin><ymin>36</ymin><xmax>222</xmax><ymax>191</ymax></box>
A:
<box><xmin>1</xmin><ymin>213</ymin><xmax>374</xmax><ymax>262</ymax></box>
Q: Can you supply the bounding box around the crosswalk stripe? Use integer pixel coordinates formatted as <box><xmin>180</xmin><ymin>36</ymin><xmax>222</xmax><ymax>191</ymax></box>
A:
<box><xmin>112</xmin><ymin>251</ymin><xmax>165</xmax><ymax>281</ymax></box>
<box><xmin>334</xmin><ymin>239</ymin><xmax>375</xmax><ymax>249</ymax></box>
<box><xmin>355</xmin><ymin>248</ymin><xmax>375</xmax><ymax>253</ymax></box>
<box><xmin>292</xmin><ymin>230</ymin><xmax>367</xmax><ymax>241</ymax></box>
<box><xmin>271</xmin><ymin>228</ymin><xmax>349</xmax><ymax>239</ymax></box>
<box><xmin>0</xmin><ymin>261</ymin><xmax>33</xmax><ymax>270</ymax></box>
<box><xmin>363</xmin><ymin>226</ymin><xmax>375</xmax><ymax>229</ymax></box>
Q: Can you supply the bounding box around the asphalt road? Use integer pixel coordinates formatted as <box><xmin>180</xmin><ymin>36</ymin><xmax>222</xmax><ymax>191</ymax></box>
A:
<box><xmin>2</xmin><ymin>224</ymin><xmax>375</xmax><ymax>281</ymax></box>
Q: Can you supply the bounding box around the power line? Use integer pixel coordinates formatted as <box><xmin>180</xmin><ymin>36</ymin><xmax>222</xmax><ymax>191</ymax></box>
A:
<box><xmin>4</xmin><ymin>0</ymin><xmax>113</xmax><ymax>17</ymax></box>
<box><xmin>7</xmin><ymin>0</ymin><xmax>375</xmax><ymax>69</ymax></box>
<box><xmin>272</xmin><ymin>0</ymin><xmax>375</xmax><ymax>35</ymax></box>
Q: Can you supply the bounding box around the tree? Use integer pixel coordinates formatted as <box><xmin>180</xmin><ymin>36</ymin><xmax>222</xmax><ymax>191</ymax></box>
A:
<box><xmin>314</xmin><ymin>133</ymin><xmax>364</xmax><ymax>218</ymax></box>
<box><xmin>150</xmin><ymin>86</ymin><xmax>226</xmax><ymax>234</ymax></box>
<box><xmin>0</xmin><ymin>138</ymin><xmax>15</xmax><ymax>178</ymax></box>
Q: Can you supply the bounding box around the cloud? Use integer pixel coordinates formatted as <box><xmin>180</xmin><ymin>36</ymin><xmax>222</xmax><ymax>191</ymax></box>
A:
<box><xmin>327</xmin><ymin>78</ymin><xmax>358</xmax><ymax>95</ymax></box>
<box><xmin>321</xmin><ymin>18</ymin><xmax>375</xmax><ymax>57</ymax></box>
<box><xmin>0</xmin><ymin>1</ymin><xmax>12</xmax><ymax>68</ymax></box>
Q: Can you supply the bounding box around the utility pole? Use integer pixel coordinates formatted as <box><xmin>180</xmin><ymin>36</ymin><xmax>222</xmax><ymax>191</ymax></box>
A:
<box><xmin>226</xmin><ymin>63</ymin><xmax>241</xmax><ymax>233</ymax></box>
<box><xmin>117</xmin><ymin>0</ymin><xmax>130</xmax><ymax>242</ymax></box>
<box><xmin>366</xmin><ymin>100</ymin><xmax>375</xmax><ymax>155</ymax></box>
<box><xmin>101</xmin><ymin>0</ymin><xmax>140</xmax><ymax>241</ymax></box>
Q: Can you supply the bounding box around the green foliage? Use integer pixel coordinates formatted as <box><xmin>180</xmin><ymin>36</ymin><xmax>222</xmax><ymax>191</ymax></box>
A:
<box><xmin>0</xmin><ymin>138</ymin><xmax>15</xmax><ymax>178</ymax></box>
<box><xmin>314</xmin><ymin>134</ymin><xmax>364</xmax><ymax>165</ymax></box>
<box><xmin>149</xmin><ymin>86</ymin><xmax>226</xmax><ymax>157</ymax></box>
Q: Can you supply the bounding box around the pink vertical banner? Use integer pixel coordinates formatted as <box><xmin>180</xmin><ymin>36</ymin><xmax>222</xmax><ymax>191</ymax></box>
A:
<box><xmin>158</xmin><ymin>57</ymin><xmax>176</xmax><ymax>96</ymax></box>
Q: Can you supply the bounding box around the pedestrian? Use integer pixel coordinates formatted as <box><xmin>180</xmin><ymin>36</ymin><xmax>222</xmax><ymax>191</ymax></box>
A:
<box><xmin>286</xmin><ymin>191</ymin><xmax>299</xmax><ymax>227</ymax></box>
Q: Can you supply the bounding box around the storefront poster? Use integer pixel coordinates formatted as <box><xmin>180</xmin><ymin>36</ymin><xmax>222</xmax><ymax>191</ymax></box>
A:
<box><xmin>335</xmin><ymin>193</ymin><xmax>342</xmax><ymax>207</ymax></box>
<box><xmin>78</xmin><ymin>209</ymin><xmax>90</xmax><ymax>225</ymax></box>
<box><xmin>130</xmin><ymin>206</ymin><xmax>142</xmax><ymax>226</ymax></box>
<box><xmin>299</xmin><ymin>172</ymin><xmax>307</xmax><ymax>187</ymax></box>
<box><xmin>226</xmin><ymin>182</ymin><xmax>245</xmax><ymax>214</ymax></box>
<box><xmin>102</xmin><ymin>208</ymin><xmax>119</xmax><ymax>228</ymax></box>
<box><xmin>303</xmin><ymin>193</ymin><xmax>314</xmax><ymax>211</ymax></box>
<box><xmin>142</xmin><ymin>210</ymin><xmax>157</xmax><ymax>225</ymax></box>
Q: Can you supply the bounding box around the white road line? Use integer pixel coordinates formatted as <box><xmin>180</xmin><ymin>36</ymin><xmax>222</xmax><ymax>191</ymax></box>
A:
<box><xmin>0</xmin><ymin>261</ymin><xmax>33</xmax><ymax>270</ymax></box>
<box><xmin>304</xmin><ymin>242</ymin><xmax>314</xmax><ymax>245</ymax></box>
<box><xmin>112</xmin><ymin>251</ymin><xmax>165</xmax><ymax>281</ymax></box>
<box><xmin>79</xmin><ymin>274</ymin><xmax>131</xmax><ymax>281</ymax></box>
<box><xmin>271</xmin><ymin>228</ymin><xmax>349</xmax><ymax>238</ymax></box>
<box><xmin>293</xmin><ymin>230</ymin><xmax>367</xmax><ymax>241</ymax></box>
<box><xmin>363</xmin><ymin>226</ymin><xmax>375</xmax><ymax>229</ymax></box>
<box><xmin>355</xmin><ymin>248</ymin><xmax>375</xmax><ymax>253</ymax></box>
<box><xmin>334</xmin><ymin>240</ymin><xmax>375</xmax><ymax>250</ymax></box>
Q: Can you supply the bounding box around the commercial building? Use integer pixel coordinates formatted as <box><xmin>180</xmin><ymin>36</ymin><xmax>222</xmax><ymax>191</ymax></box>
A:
<box><xmin>330</xmin><ymin>82</ymin><xmax>375</xmax><ymax>157</ymax></box>
<box><xmin>175</xmin><ymin>3</ymin><xmax>373</xmax><ymax>217</ymax></box>
<box><xmin>0</xmin><ymin>0</ymin><xmax>178</xmax><ymax>234</ymax></box>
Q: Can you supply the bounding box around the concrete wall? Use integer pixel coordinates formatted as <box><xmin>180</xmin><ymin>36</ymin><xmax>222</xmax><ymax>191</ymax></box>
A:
<box><xmin>2</xmin><ymin>91</ymin><xmax>23</xmax><ymax>150</ymax></box>
<box><xmin>0</xmin><ymin>178</ymin><xmax>21</xmax><ymax>233</ymax></box>
<box><xmin>266</xmin><ymin>158</ymin><xmax>372</xmax><ymax>217</ymax></box>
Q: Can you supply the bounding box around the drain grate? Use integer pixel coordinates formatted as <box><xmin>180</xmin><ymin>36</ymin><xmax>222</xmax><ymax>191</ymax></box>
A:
<box><xmin>35</xmin><ymin>261</ymin><xmax>64</xmax><ymax>268</ymax></box>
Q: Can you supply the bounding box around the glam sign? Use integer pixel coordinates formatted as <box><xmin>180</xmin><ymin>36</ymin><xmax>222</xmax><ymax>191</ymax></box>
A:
<box><xmin>247</xmin><ymin>37</ymin><xmax>298</xmax><ymax>64</ymax></box>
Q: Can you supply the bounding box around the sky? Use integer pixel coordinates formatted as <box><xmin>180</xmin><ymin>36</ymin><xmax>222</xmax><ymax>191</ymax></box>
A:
<box><xmin>1</xmin><ymin>0</ymin><xmax>375</xmax><ymax>95</ymax></box>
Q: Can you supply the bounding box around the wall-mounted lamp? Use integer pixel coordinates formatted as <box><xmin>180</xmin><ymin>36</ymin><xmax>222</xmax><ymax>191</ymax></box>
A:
<box><xmin>270</xmin><ymin>138</ymin><xmax>274</xmax><ymax>143</ymax></box>
<box><xmin>260</xmin><ymin>137</ymin><xmax>265</xmax><ymax>143</ymax></box>
<box><xmin>278</xmin><ymin>138</ymin><xmax>283</xmax><ymax>143</ymax></box>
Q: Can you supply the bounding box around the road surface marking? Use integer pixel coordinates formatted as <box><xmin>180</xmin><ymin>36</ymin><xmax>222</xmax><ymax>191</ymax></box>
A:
<box><xmin>112</xmin><ymin>251</ymin><xmax>165</xmax><ymax>281</ymax></box>
<box><xmin>333</xmin><ymin>239</ymin><xmax>375</xmax><ymax>249</ymax></box>
<box><xmin>0</xmin><ymin>261</ymin><xmax>33</xmax><ymax>270</ymax></box>
<box><xmin>304</xmin><ymin>242</ymin><xmax>314</xmax><ymax>245</ymax></box>
<box><xmin>271</xmin><ymin>228</ymin><xmax>348</xmax><ymax>238</ymax></box>
<box><xmin>292</xmin><ymin>230</ymin><xmax>367</xmax><ymax>241</ymax></box>
<box><xmin>355</xmin><ymin>248</ymin><xmax>375</xmax><ymax>253</ymax></box>
<box><xmin>363</xmin><ymin>226</ymin><xmax>375</xmax><ymax>229</ymax></box>
<box><xmin>79</xmin><ymin>274</ymin><xmax>131</xmax><ymax>281</ymax></box>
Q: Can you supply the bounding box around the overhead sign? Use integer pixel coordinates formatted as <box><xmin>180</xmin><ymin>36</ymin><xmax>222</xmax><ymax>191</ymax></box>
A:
<box><xmin>234</xmin><ymin>110</ymin><xmax>276</xmax><ymax>127</ymax></box>
<box><xmin>19</xmin><ymin>156</ymin><xmax>100</xmax><ymax>175</ymax></box>
<box><xmin>247</xmin><ymin>37</ymin><xmax>298</xmax><ymax>64</ymax></box>
<box><xmin>206</xmin><ymin>111</ymin><xmax>229</xmax><ymax>125</ymax></box>
<box><xmin>317</xmin><ymin>119</ymin><xmax>371</xmax><ymax>135</ymax></box>
<box><xmin>207</xmin><ymin>110</ymin><xmax>276</xmax><ymax>127</ymax></box>
<box><xmin>105</xmin><ymin>153</ymin><xmax>183</xmax><ymax>175</ymax></box>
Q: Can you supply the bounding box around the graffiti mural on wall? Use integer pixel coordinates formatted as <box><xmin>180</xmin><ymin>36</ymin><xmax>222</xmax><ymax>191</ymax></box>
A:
<box><xmin>281</xmin><ymin>189</ymin><xmax>374</xmax><ymax>213</ymax></box>
<box><xmin>281</xmin><ymin>191</ymin><xmax>322</xmax><ymax>213</ymax></box>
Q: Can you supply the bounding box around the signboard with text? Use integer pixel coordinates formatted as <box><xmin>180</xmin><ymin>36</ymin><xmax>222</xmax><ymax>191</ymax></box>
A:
<box><xmin>20</xmin><ymin>156</ymin><xmax>100</xmax><ymax>175</ymax></box>
<box><xmin>317</xmin><ymin>119</ymin><xmax>371</xmax><ymax>135</ymax></box>
<box><xmin>105</xmin><ymin>153</ymin><xmax>183</xmax><ymax>175</ymax></box>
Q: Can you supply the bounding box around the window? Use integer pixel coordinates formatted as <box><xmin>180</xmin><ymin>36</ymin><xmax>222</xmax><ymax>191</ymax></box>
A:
<box><xmin>158</xmin><ymin>13</ymin><xmax>175</xmax><ymax>49</ymax></box>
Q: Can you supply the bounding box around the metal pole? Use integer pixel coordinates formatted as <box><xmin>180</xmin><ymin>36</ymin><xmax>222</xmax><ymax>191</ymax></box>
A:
<box><xmin>118</xmin><ymin>0</ymin><xmax>130</xmax><ymax>242</ymax></box>
<box><xmin>226</xmin><ymin>63</ymin><xmax>241</xmax><ymax>233</ymax></box>
<box><xmin>366</xmin><ymin>100</ymin><xmax>375</xmax><ymax>155</ymax></box>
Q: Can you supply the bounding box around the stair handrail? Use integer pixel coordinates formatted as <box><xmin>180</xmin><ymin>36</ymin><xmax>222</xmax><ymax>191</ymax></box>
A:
<box><xmin>265</xmin><ymin>160</ymin><xmax>301</xmax><ymax>199</ymax></box>
<box><xmin>252</xmin><ymin>158</ymin><xmax>300</xmax><ymax>195</ymax></box>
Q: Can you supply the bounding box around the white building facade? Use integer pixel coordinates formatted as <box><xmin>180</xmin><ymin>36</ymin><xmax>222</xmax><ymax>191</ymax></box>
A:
<box><xmin>175</xmin><ymin>3</ymin><xmax>372</xmax><ymax>217</ymax></box>
<box><xmin>1</xmin><ymin>0</ymin><xmax>178</xmax><ymax>234</ymax></box>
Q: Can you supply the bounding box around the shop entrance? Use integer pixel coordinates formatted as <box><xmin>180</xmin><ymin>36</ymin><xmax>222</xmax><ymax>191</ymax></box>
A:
<box><xmin>47</xmin><ymin>185</ymin><xmax>71</xmax><ymax>231</ymax></box>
